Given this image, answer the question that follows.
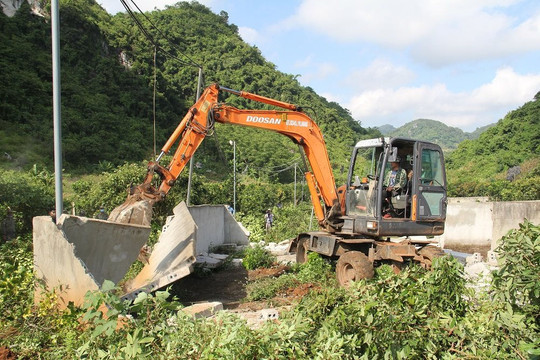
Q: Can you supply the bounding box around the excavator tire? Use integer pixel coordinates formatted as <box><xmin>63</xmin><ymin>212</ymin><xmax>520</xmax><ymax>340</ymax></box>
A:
<box><xmin>336</xmin><ymin>251</ymin><xmax>374</xmax><ymax>287</ymax></box>
<box><xmin>418</xmin><ymin>245</ymin><xmax>446</xmax><ymax>269</ymax></box>
<box><xmin>296</xmin><ymin>236</ymin><xmax>310</xmax><ymax>264</ymax></box>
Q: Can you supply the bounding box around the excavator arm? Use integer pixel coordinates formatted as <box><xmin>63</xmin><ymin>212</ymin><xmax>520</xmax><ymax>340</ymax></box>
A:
<box><xmin>109</xmin><ymin>84</ymin><xmax>342</xmax><ymax>230</ymax></box>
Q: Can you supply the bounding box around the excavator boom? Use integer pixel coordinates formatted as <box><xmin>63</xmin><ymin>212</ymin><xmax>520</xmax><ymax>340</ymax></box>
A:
<box><xmin>109</xmin><ymin>84</ymin><xmax>341</xmax><ymax>228</ymax></box>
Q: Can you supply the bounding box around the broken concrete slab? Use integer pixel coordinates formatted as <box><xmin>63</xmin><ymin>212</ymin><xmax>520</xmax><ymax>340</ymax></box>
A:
<box><xmin>230</xmin><ymin>308</ymin><xmax>284</xmax><ymax>329</ymax></box>
<box><xmin>187</xmin><ymin>205</ymin><xmax>249</xmax><ymax>254</ymax></box>
<box><xmin>122</xmin><ymin>202</ymin><xmax>197</xmax><ymax>301</ymax></box>
<box><xmin>195</xmin><ymin>253</ymin><xmax>230</xmax><ymax>269</ymax></box>
<box><xmin>107</xmin><ymin>198</ymin><xmax>154</xmax><ymax>226</ymax></box>
<box><xmin>33</xmin><ymin>215</ymin><xmax>150</xmax><ymax>308</ymax></box>
<box><xmin>264</xmin><ymin>241</ymin><xmax>291</xmax><ymax>256</ymax></box>
<box><xmin>182</xmin><ymin>301</ymin><xmax>224</xmax><ymax>318</ymax></box>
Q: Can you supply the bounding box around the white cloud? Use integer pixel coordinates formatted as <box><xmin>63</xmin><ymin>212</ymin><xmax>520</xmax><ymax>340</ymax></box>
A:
<box><xmin>238</xmin><ymin>26</ymin><xmax>259</xmax><ymax>44</ymax></box>
<box><xmin>292</xmin><ymin>0</ymin><xmax>540</xmax><ymax>66</ymax></box>
<box><xmin>346</xmin><ymin>67</ymin><xmax>540</xmax><ymax>130</ymax></box>
<box><xmin>345</xmin><ymin>58</ymin><xmax>415</xmax><ymax>90</ymax></box>
<box><xmin>300</xmin><ymin>62</ymin><xmax>338</xmax><ymax>84</ymax></box>
<box><xmin>294</xmin><ymin>55</ymin><xmax>314</xmax><ymax>69</ymax></box>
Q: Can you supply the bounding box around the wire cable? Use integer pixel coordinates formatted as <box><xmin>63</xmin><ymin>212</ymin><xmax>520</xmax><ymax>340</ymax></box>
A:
<box><xmin>127</xmin><ymin>0</ymin><xmax>200</xmax><ymax>68</ymax></box>
<box><xmin>119</xmin><ymin>0</ymin><xmax>200</xmax><ymax>68</ymax></box>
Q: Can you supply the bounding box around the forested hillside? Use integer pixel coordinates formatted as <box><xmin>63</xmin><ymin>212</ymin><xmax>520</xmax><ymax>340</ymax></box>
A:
<box><xmin>446</xmin><ymin>93</ymin><xmax>540</xmax><ymax>199</ymax></box>
<box><xmin>378</xmin><ymin>119</ymin><xmax>492</xmax><ymax>152</ymax></box>
<box><xmin>0</xmin><ymin>0</ymin><xmax>376</xmax><ymax>181</ymax></box>
<box><xmin>1</xmin><ymin>0</ymin><xmax>538</xmax><ymax>220</ymax></box>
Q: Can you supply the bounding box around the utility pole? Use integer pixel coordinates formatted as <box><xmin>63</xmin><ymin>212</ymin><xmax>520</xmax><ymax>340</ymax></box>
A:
<box><xmin>229</xmin><ymin>140</ymin><xmax>236</xmax><ymax>215</ymax></box>
<box><xmin>294</xmin><ymin>163</ymin><xmax>297</xmax><ymax>206</ymax></box>
<box><xmin>186</xmin><ymin>67</ymin><xmax>203</xmax><ymax>205</ymax></box>
<box><xmin>52</xmin><ymin>0</ymin><xmax>63</xmax><ymax>221</ymax></box>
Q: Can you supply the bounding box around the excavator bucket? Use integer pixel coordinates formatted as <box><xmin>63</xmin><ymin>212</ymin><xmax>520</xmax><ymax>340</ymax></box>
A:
<box><xmin>107</xmin><ymin>196</ymin><xmax>155</xmax><ymax>226</ymax></box>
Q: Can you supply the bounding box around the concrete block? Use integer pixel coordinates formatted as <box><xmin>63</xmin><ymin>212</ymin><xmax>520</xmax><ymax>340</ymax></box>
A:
<box><xmin>277</xmin><ymin>254</ymin><xmax>296</xmax><ymax>264</ymax></box>
<box><xmin>123</xmin><ymin>202</ymin><xmax>196</xmax><ymax>301</ymax></box>
<box><xmin>208</xmin><ymin>253</ymin><xmax>229</xmax><ymax>260</ymax></box>
<box><xmin>230</xmin><ymin>258</ymin><xmax>244</xmax><ymax>267</ymax></box>
<box><xmin>440</xmin><ymin>198</ymin><xmax>540</xmax><ymax>253</ymax></box>
<box><xmin>486</xmin><ymin>250</ymin><xmax>498</xmax><ymax>266</ymax></box>
<box><xmin>33</xmin><ymin>215</ymin><xmax>150</xmax><ymax>308</ymax></box>
<box><xmin>465</xmin><ymin>252</ymin><xmax>483</xmax><ymax>266</ymax></box>
<box><xmin>259</xmin><ymin>308</ymin><xmax>279</xmax><ymax>320</ymax></box>
<box><xmin>183</xmin><ymin>301</ymin><xmax>223</xmax><ymax>318</ymax></box>
<box><xmin>464</xmin><ymin>262</ymin><xmax>493</xmax><ymax>281</ymax></box>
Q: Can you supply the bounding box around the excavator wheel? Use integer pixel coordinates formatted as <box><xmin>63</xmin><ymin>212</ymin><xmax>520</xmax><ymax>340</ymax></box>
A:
<box><xmin>296</xmin><ymin>236</ymin><xmax>310</xmax><ymax>264</ymax></box>
<box><xmin>336</xmin><ymin>251</ymin><xmax>374</xmax><ymax>287</ymax></box>
<box><xmin>418</xmin><ymin>245</ymin><xmax>446</xmax><ymax>269</ymax></box>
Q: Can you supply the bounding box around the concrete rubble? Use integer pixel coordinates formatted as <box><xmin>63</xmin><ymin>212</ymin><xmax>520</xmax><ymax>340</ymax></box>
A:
<box><xmin>463</xmin><ymin>250</ymin><xmax>499</xmax><ymax>295</ymax></box>
<box><xmin>33</xmin><ymin>202</ymin><xmax>251</xmax><ymax>308</ymax></box>
<box><xmin>261</xmin><ymin>240</ymin><xmax>296</xmax><ymax>264</ymax></box>
<box><xmin>33</xmin><ymin>215</ymin><xmax>150</xmax><ymax>308</ymax></box>
<box><xmin>182</xmin><ymin>301</ymin><xmax>224</xmax><ymax>319</ymax></box>
<box><xmin>122</xmin><ymin>202</ymin><xmax>197</xmax><ymax>301</ymax></box>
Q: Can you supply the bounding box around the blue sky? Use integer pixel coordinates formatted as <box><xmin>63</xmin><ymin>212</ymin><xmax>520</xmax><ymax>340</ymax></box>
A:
<box><xmin>99</xmin><ymin>0</ymin><xmax>540</xmax><ymax>132</ymax></box>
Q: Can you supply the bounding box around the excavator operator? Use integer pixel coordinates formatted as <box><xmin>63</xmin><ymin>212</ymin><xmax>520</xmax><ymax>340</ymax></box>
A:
<box><xmin>382</xmin><ymin>156</ymin><xmax>407</xmax><ymax>218</ymax></box>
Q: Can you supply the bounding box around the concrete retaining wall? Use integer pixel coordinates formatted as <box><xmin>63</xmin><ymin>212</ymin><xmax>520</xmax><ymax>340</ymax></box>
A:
<box><xmin>440</xmin><ymin>197</ymin><xmax>540</xmax><ymax>251</ymax></box>
<box><xmin>188</xmin><ymin>205</ymin><xmax>250</xmax><ymax>254</ymax></box>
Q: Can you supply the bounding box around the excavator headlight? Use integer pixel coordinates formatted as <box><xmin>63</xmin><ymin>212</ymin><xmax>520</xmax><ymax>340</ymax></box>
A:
<box><xmin>367</xmin><ymin>221</ymin><xmax>378</xmax><ymax>230</ymax></box>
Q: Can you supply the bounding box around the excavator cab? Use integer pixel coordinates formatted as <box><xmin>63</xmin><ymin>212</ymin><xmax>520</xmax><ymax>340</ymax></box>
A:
<box><xmin>342</xmin><ymin>137</ymin><xmax>447</xmax><ymax>238</ymax></box>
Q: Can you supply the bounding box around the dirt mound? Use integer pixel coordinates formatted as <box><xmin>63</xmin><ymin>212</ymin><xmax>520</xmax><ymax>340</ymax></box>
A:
<box><xmin>248</xmin><ymin>264</ymin><xmax>289</xmax><ymax>281</ymax></box>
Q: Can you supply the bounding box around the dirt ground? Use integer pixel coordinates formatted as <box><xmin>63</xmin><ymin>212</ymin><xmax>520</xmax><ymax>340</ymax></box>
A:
<box><xmin>0</xmin><ymin>347</ymin><xmax>15</xmax><ymax>360</ymax></box>
<box><xmin>170</xmin><ymin>263</ymin><xmax>308</xmax><ymax>311</ymax></box>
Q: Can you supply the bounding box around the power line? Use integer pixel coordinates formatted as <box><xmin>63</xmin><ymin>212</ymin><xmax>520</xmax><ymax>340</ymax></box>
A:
<box><xmin>119</xmin><ymin>0</ymin><xmax>201</xmax><ymax>68</ymax></box>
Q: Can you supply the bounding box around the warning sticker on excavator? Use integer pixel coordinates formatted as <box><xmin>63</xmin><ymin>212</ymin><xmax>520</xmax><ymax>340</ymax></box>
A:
<box><xmin>200</xmin><ymin>100</ymin><xmax>210</xmax><ymax>113</ymax></box>
<box><xmin>286</xmin><ymin>119</ymin><xmax>309</xmax><ymax>127</ymax></box>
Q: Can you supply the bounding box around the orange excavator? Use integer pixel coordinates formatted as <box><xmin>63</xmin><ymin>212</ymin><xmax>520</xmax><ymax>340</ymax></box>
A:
<box><xmin>110</xmin><ymin>84</ymin><xmax>448</xmax><ymax>285</ymax></box>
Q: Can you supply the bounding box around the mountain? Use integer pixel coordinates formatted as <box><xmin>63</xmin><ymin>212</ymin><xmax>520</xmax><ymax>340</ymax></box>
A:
<box><xmin>0</xmin><ymin>0</ymin><xmax>378</xmax><ymax>180</ymax></box>
<box><xmin>377</xmin><ymin>119</ymin><xmax>493</xmax><ymax>152</ymax></box>
<box><xmin>445</xmin><ymin>95</ymin><xmax>540</xmax><ymax>199</ymax></box>
<box><xmin>376</xmin><ymin>124</ymin><xmax>396</xmax><ymax>135</ymax></box>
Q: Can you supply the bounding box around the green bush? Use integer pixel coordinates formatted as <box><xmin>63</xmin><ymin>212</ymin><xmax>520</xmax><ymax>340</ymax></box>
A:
<box><xmin>242</xmin><ymin>244</ymin><xmax>276</xmax><ymax>270</ymax></box>
<box><xmin>492</xmin><ymin>220</ymin><xmax>540</xmax><ymax>327</ymax></box>
<box><xmin>246</xmin><ymin>253</ymin><xmax>335</xmax><ymax>301</ymax></box>
<box><xmin>1</xmin><ymin>225</ymin><xmax>538</xmax><ymax>358</ymax></box>
<box><xmin>0</xmin><ymin>168</ymin><xmax>55</xmax><ymax>234</ymax></box>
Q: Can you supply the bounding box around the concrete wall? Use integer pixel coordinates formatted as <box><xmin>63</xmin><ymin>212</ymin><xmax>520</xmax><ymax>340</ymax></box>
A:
<box><xmin>33</xmin><ymin>215</ymin><xmax>150</xmax><ymax>308</ymax></box>
<box><xmin>188</xmin><ymin>205</ymin><xmax>249</xmax><ymax>254</ymax></box>
<box><xmin>440</xmin><ymin>197</ymin><xmax>540</xmax><ymax>251</ymax></box>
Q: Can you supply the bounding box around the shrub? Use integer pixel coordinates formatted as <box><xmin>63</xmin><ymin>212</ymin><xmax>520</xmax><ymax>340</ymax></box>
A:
<box><xmin>242</xmin><ymin>244</ymin><xmax>276</xmax><ymax>270</ymax></box>
<box><xmin>0</xmin><ymin>169</ymin><xmax>55</xmax><ymax>233</ymax></box>
<box><xmin>492</xmin><ymin>220</ymin><xmax>539</xmax><ymax>326</ymax></box>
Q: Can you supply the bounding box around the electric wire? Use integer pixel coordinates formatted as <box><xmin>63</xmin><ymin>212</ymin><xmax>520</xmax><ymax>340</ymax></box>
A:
<box><xmin>119</xmin><ymin>0</ymin><xmax>200</xmax><ymax>68</ymax></box>
<box><xmin>127</xmin><ymin>0</ymin><xmax>200</xmax><ymax>68</ymax></box>
<box><xmin>119</xmin><ymin>0</ymin><xmax>308</xmax><ymax>179</ymax></box>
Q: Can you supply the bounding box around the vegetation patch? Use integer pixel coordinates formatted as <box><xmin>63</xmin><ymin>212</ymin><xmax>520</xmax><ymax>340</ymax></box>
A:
<box><xmin>0</xmin><ymin>222</ymin><xmax>538</xmax><ymax>358</ymax></box>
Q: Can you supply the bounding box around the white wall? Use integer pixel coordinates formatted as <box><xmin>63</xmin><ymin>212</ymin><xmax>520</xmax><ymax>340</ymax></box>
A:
<box><xmin>440</xmin><ymin>197</ymin><xmax>540</xmax><ymax>251</ymax></box>
<box><xmin>188</xmin><ymin>205</ymin><xmax>249</xmax><ymax>254</ymax></box>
